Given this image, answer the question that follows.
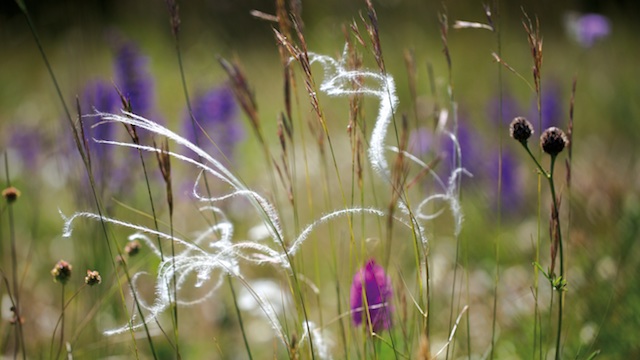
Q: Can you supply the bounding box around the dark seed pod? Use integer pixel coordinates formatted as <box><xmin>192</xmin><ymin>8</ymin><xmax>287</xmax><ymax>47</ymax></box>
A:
<box><xmin>509</xmin><ymin>117</ymin><xmax>534</xmax><ymax>144</ymax></box>
<box><xmin>540</xmin><ymin>127</ymin><xmax>568</xmax><ymax>156</ymax></box>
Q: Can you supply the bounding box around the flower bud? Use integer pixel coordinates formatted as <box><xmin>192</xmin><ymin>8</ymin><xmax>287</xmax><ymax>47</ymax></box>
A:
<box><xmin>125</xmin><ymin>240</ymin><xmax>141</xmax><ymax>257</ymax></box>
<box><xmin>2</xmin><ymin>187</ymin><xmax>21</xmax><ymax>203</ymax></box>
<box><xmin>85</xmin><ymin>270</ymin><xmax>102</xmax><ymax>286</ymax></box>
<box><xmin>509</xmin><ymin>117</ymin><xmax>534</xmax><ymax>144</ymax></box>
<box><xmin>540</xmin><ymin>127</ymin><xmax>568</xmax><ymax>156</ymax></box>
<box><xmin>51</xmin><ymin>260</ymin><xmax>72</xmax><ymax>285</ymax></box>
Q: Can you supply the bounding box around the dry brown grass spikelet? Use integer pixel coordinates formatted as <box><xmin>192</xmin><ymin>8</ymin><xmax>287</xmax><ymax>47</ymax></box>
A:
<box><xmin>418</xmin><ymin>332</ymin><xmax>432</xmax><ymax>360</ymax></box>
<box><xmin>522</xmin><ymin>10</ymin><xmax>543</xmax><ymax>94</ymax></box>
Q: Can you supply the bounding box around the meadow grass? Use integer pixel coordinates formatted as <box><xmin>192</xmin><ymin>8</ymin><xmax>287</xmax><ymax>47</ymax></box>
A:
<box><xmin>1</xmin><ymin>0</ymin><xmax>637</xmax><ymax>359</ymax></box>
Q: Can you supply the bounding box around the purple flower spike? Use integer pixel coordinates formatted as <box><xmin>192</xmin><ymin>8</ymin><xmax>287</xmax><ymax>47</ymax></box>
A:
<box><xmin>566</xmin><ymin>13</ymin><xmax>611</xmax><ymax>48</ymax></box>
<box><xmin>529</xmin><ymin>82</ymin><xmax>563</xmax><ymax>130</ymax></box>
<box><xmin>183</xmin><ymin>85</ymin><xmax>242</xmax><ymax>161</ymax></box>
<box><xmin>487</xmin><ymin>93</ymin><xmax>522</xmax><ymax>126</ymax></box>
<box><xmin>439</xmin><ymin>119</ymin><xmax>483</xmax><ymax>178</ymax></box>
<box><xmin>114</xmin><ymin>40</ymin><xmax>155</xmax><ymax>118</ymax></box>
<box><xmin>6</xmin><ymin>125</ymin><xmax>43</xmax><ymax>170</ymax></box>
<box><xmin>490</xmin><ymin>150</ymin><xmax>522</xmax><ymax>214</ymax></box>
<box><xmin>350</xmin><ymin>259</ymin><xmax>393</xmax><ymax>333</ymax></box>
<box><xmin>82</xmin><ymin>79</ymin><xmax>119</xmax><ymax>158</ymax></box>
<box><xmin>408</xmin><ymin>127</ymin><xmax>433</xmax><ymax>157</ymax></box>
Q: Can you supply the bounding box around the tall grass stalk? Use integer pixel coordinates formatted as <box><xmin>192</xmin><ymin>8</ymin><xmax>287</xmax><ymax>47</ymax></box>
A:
<box><xmin>164</xmin><ymin>2</ymin><xmax>258</xmax><ymax>358</ymax></box>
<box><xmin>521</xmin><ymin>12</ymin><xmax>546</xmax><ymax>359</ymax></box>
<box><xmin>438</xmin><ymin>10</ymin><xmax>469</xmax><ymax>360</ymax></box>
<box><xmin>490</xmin><ymin>1</ymin><xmax>502</xmax><ymax>358</ymax></box>
<box><xmin>3</xmin><ymin>153</ymin><xmax>26</xmax><ymax>359</ymax></box>
<box><xmin>54</xmin><ymin>284</ymin><xmax>65</xmax><ymax>360</ymax></box>
<box><xmin>48</xmin><ymin>283</ymin><xmax>89</xmax><ymax>360</ymax></box>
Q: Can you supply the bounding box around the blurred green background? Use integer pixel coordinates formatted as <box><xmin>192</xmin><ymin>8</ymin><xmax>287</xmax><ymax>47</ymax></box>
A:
<box><xmin>1</xmin><ymin>0</ymin><xmax>639</xmax><ymax>358</ymax></box>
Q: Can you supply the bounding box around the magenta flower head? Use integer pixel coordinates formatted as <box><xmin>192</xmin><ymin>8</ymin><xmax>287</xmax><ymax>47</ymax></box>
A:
<box><xmin>350</xmin><ymin>259</ymin><xmax>393</xmax><ymax>332</ymax></box>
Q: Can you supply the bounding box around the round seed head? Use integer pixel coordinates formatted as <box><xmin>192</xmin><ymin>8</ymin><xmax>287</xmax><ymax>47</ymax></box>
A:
<box><xmin>2</xmin><ymin>187</ymin><xmax>21</xmax><ymax>203</ymax></box>
<box><xmin>125</xmin><ymin>240</ymin><xmax>142</xmax><ymax>256</ymax></box>
<box><xmin>85</xmin><ymin>270</ymin><xmax>102</xmax><ymax>286</ymax></box>
<box><xmin>509</xmin><ymin>117</ymin><xmax>534</xmax><ymax>144</ymax></box>
<box><xmin>540</xmin><ymin>127</ymin><xmax>568</xmax><ymax>156</ymax></box>
<box><xmin>51</xmin><ymin>260</ymin><xmax>72</xmax><ymax>285</ymax></box>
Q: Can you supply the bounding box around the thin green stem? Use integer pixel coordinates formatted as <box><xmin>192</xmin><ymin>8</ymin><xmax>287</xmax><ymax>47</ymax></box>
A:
<box><xmin>521</xmin><ymin>143</ymin><xmax>550</xmax><ymax>179</ymax></box>
<box><xmin>50</xmin><ymin>284</ymin><xmax>87</xmax><ymax>360</ymax></box>
<box><xmin>167</xmin><ymin>11</ymin><xmax>252</xmax><ymax>360</ymax></box>
<box><xmin>125</xmin><ymin>147</ymin><xmax>162</xmax><ymax>359</ymax></box>
<box><xmin>228</xmin><ymin>276</ymin><xmax>254</xmax><ymax>360</ymax></box>
<box><xmin>548</xmin><ymin>156</ymin><xmax>564</xmax><ymax>360</ymax></box>
<box><xmin>54</xmin><ymin>285</ymin><xmax>65</xmax><ymax>360</ymax></box>
<box><xmin>136</xmin><ymin>150</ymin><xmax>164</xmax><ymax>260</ymax></box>
<box><xmin>169</xmin><ymin>219</ymin><xmax>181</xmax><ymax>359</ymax></box>
<box><xmin>490</xmin><ymin>1</ymin><xmax>502</xmax><ymax>358</ymax></box>
<box><xmin>4</xmin><ymin>155</ymin><xmax>25</xmax><ymax>360</ymax></box>
<box><xmin>521</xmin><ymin>142</ymin><xmax>565</xmax><ymax>359</ymax></box>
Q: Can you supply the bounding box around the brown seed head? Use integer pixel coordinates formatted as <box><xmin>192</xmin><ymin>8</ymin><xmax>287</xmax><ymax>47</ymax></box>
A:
<box><xmin>509</xmin><ymin>117</ymin><xmax>534</xmax><ymax>144</ymax></box>
<box><xmin>85</xmin><ymin>270</ymin><xmax>102</xmax><ymax>286</ymax></box>
<box><xmin>51</xmin><ymin>260</ymin><xmax>72</xmax><ymax>285</ymax></box>
<box><xmin>125</xmin><ymin>240</ymin><xmax>142</xmax><ymax>257</ymax></box>
<box><xmin>115</xmin><ymin>255</ymin><xmax>126</xmax><ymax>265</ymax></box>
<box><xmin>540</xmin><ymin>127</ymin><xmax>568</xmax><ymax>156</ymax></box>
<box><xmin>9</xmin><ymin>306</ymin><xmax>24</xmax><ymax>325</ymax></box>
<box><xmin>2</xmin><ymin>186</ymin><xmax>21</xmax><ymax>203</ymax></box>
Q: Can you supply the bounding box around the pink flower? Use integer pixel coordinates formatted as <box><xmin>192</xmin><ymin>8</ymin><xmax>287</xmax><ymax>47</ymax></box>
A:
<box><xmin>350</xmin><ymin>259</ymin><xmax>393</xmax><ymax>332</ymax></box>
<box><xmin>565</xmin><ymin>12</ymin><xmax>611</xmax><ymax>48</ymax></box>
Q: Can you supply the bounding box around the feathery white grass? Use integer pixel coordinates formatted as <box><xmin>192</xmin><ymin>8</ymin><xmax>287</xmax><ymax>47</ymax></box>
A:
<box><xmin>61</xmin><ymin>47</ymin><xmax>467</xmax><ymax>347</ymax></box>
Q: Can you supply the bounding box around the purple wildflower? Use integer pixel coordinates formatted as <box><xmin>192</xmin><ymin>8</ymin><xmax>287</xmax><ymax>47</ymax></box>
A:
<box><xmin>489</xmin><ymin>150</ymin><xmax>523</xmax><ymax>215</ymax></box>
<box><xmin>114</xmin><ymin>40</ymin><xmax>155</xmax><ymax>118</ymax></box>
<box><xmin>350</xmin><ymin>259</ymin><xmax>393</xmax><ymax>332</ymax></box>
<box><xmin>81</xmin><ymin>79</ymin><xmax>119</xmax><ymax>159</ymax></box>
<box><xmin>487</xmin><ymin>92</ymin><xmax>522</xmax><ymax>126</ymax></box>
<box><xmin>565</xmin><ymin>13</ymin><xmax>611</xmax><ymax>48</ymax></box>
<box><xmin>408</xmin><ymin>127</ymin><xmax>433</xmax><ymax>158</ymax></box>
<box><xmin>408</xmin><ymin>119</ymin><xmax>482</xmax><ymax>182</ymax></box>
<box><xmin>439</xmin><ymin>118</ymin><xmax>483</xmax><ymax>178</ymax></box>
<box><xmin>5</xmin><ymin>124</ymin><xmax>43</xmax><ymax>170</ymax></box>
<box><xmin>529</xmin><ymin>82</ymin><xmax>563</xmax><ymax>130</ymax></box>
<box><xmin>183</xmin><ymin>85</ymin><xmax>242</xmax><ymax>161</ymax></box>
<box><xmin>70</xmin><ymin>79</ymin><xmax>136</xmax><ymax>197</ymax></box>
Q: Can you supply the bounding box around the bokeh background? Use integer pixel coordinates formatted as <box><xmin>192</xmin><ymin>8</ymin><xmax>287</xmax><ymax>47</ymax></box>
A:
<box><xmin>1</xmin><ymin>0</ymin><xmax>639</xmax><ymax>358</ymax></box>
